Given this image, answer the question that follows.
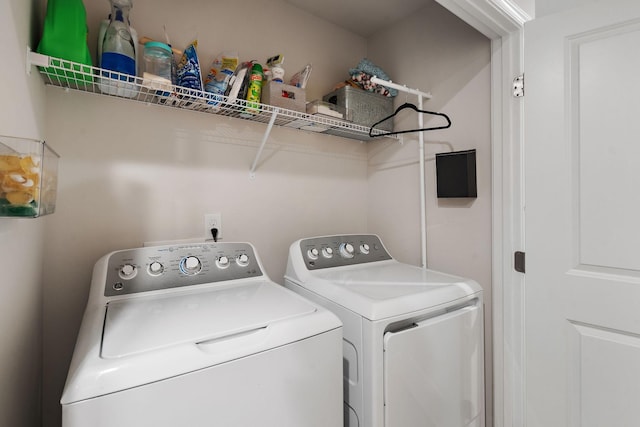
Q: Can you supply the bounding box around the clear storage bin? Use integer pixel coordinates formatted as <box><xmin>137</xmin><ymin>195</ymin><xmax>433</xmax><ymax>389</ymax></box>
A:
<box><xmin>0</xmin><ymin>136</ymin><xmax>59</xmax><ymax>217</ymax></box>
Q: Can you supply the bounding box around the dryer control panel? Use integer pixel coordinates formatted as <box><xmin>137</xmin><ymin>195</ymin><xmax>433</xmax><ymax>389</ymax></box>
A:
<box><xmin>104</xmin><ymin>243</ymin><xmax>262</xmax><ymax>296</ymax></box>
<box><xmin>300</xmin><ymin>235</ymin><xmax>392</xmax><ymax>270</ymax></box>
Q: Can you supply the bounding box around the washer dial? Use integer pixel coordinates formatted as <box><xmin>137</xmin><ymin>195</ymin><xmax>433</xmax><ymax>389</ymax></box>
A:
<box><xmin>322</xmin><ymin>247</ymin><xmax>334</xmax><ymax>258</ymax></box>
<box><xmin>360</xmin><ymin>243</ymin><xmax>370</xmax><ymax>255</ymax></box>
<box><xmin>339</xmin><ymin>243</ymin><xmax>355</xmax><ymax>259</ymax></box>
<box><xmin>180</xmin><ymin>256</ymin><xmax>202</xmax><ymax>275</ymax></box>
<box><xmin>237</xmin><ymin>253</ymin><xmax>250</xmax><ymax>267</ymax></box>
<box><xmin>307</xmin><ymin>248</ymin><xmax>319</xmax><ymax>260</ymax></box>
<box><xmin>119</xmin><ymin>264</ymin><xmax>137</xmax><ymax>280</ymax></box>
<box><xmin>148</xmin><ymin>261</ymin><xmax>164</xmax><ymax>275</ymax></box>
<box><xmin>216</xmin><ymin>255</ymin><xmax>230</xmax><ymax>269</ymax></box>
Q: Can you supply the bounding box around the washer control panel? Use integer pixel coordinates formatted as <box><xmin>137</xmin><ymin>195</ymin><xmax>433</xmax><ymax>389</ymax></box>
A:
<box><xmin>104</xmin><ymin>243</ymin><xmax>262</xmax><ymax>296</ymax></box>
<box><xmin>300</xmin><ymin>235</ymin><xmax>391</xmax><ymax>270</ymax></box>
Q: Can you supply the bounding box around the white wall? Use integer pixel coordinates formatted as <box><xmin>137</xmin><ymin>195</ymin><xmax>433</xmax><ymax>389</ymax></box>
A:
<box><xmin>366</xmin><ymin>2</ymin><xmax>493</xmax><ymax>425</ymax></box>
<box><xmin>0</xmin><ymin>0</ymin><xmax>47</xmax><ymax>426</ymax></box>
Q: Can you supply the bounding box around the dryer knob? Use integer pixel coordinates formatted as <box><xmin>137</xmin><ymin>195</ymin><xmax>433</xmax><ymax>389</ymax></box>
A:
<box><xmin>181</xmin><ymin>256</ymin><xmax>202</xmax><ymax>275</ymax></box>
<box><xmin>360</xmin><ymin>243</ymin><xmax>370</xmax><ymax>255</ymax></box>
<box><xmin>339</xmin><ymin>243</ymin><xmax>355</xmax><ymax>259</ymax></box>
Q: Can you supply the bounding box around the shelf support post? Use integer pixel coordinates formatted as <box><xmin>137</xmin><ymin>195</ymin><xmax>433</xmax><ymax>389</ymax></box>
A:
<box><xmin>371</xmin><ymin>76</ymin><xmax>431</xmax><ymax>269</ymax></box>
<box><xmin>26</xmin><ymin>48</ymin><xmax>50</xmax><ymax>76</ymax></box>
<box><xmin>249</xmin><ymin>108</ymin><xmax>279</xmax><ymax>179</ymax></box>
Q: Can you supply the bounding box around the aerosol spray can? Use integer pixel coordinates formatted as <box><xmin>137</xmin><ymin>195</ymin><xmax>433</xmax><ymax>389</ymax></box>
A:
<box><xmin>245</xmin><ymin>62</ymin><xmax>264</xmax><ymax>115</ymax></box>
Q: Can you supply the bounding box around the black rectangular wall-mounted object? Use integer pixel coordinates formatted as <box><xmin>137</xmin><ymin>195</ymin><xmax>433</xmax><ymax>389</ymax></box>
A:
<box><xmin>435</xmin><ymin>149</ymin><xmax>477</xmax><ymax>198</ymax></box>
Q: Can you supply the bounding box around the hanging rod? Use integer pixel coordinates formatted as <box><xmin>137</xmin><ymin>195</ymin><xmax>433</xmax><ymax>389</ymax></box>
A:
<box><xmin>370</xmin><ymin>76</ymin><xmax>432</xmax><ymax>100</ymax></box>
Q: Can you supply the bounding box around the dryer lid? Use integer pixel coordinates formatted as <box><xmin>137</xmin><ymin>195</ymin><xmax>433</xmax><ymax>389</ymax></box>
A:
<box><xmin>311</xmin><ymin>262</ymin><xmax>466</xmax><ymax>285</ymax></box>
<box><xmin>102</xmin><ymin>280</ymin><xmax>316</xmax><ymax>358</ymax></box>
<box><xmin>296</xmin><ymin>262</ymin><xmax>482</xmax><ymax>320</ymax></box>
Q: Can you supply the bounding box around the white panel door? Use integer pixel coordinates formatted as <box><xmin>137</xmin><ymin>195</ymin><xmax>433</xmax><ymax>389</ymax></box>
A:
<box><xmin>525</xmin><ymin>1</ymin><xmax>640</xmax><ymax>426</ymax></box>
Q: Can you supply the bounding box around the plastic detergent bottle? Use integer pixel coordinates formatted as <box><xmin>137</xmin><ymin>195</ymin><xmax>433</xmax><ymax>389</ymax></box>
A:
<box><xmin>101</xmin><ymin>0</ymin><xmax>136</xmax><ymax>78</ymax></box>
<box><xmin>36</xmin><ymin>0</ymin><xmax>92</xmax><ymax>84</ymax></box>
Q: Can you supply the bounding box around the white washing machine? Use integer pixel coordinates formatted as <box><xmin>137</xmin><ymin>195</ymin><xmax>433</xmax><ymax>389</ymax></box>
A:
<box><xmin>61</xmin><ymin>242</ymin><xmax>343</xmax><ymax>427</ymax></box>
<box><xmin>284</xmin><ymin>234</ymin><xmax>485</xmax><ymax>427</ymax></box>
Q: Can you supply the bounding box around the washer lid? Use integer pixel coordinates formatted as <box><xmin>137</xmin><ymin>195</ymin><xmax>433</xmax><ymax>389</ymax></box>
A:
<box><xmin>298</xmin><ymin>261</ymin><xmax>482</xmax><ymax>320</ymax></box>
<box><xmin>102</xmin><ymin>281</ymin><xmax>316</xmax><ymax>358</ymax></box>
<box><xmin>62</xmin><ymin>279</ymin><xmax>341</xmax><ymax>404</ymax></box>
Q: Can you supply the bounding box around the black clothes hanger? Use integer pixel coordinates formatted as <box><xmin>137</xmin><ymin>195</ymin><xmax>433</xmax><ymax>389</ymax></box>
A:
<box><xmin>368</xmin><ymin>102</ymin><xmax>452</xmax><ymax>137</ymax></box>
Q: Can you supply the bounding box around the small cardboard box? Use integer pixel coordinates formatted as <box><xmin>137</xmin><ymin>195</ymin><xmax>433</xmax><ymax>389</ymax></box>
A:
<box><xmin>306</xmin><ymin>100</ymin><xmax>345</xmax><ymax>119</ymax></box>
<box><xmin>261</xmin><ymin>81</ymin><xmax>306</xmax><ymax>112</ymax></box>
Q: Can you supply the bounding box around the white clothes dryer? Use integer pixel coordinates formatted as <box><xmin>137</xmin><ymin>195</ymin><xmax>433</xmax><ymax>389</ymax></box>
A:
<box><xmin>285</xmin><ymin>234</ymin><xmax>485</xmax><ymax>427</ymax></box>
<box><xmin>61</xmin><ymin>242</ymin><xmax>343</xmax><ymax>427</ymax></box>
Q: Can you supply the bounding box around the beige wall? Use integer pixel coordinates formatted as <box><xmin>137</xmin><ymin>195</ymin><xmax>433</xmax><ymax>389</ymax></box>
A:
<box><xmin>42</xmin><ymin>89</ymin><xmax>370</xmax><ymax>424</ymax></box>
<box><xmin>83</xmin><ymin>0</ymin><xmax>367</xmax><ymax>102</ymax></box>
<box><xmin>32</xmin><ymin>0</ymin><xmax>493</xmax><ymax>425</ymax></box>
<box><xmin>535</xmin><ymin>0</ymin><xmax>584</xmax><ymax>17</ymax></box>
<box><xmin>0</xmin><ymin>0</ymin><xmax>47</xmax><ymax>426</ymax></box>
<box><xmin>366</xmin><ymin>2</ymin><xmax>493</xmax><ymax>425</ymax></box>
<box><xmin>42</xmin><ymin>0</ymin><xmax>369</xmax><ymax>423</ymax></box>
<box><xmin>513</xmin><ymin>0</ymin><xmax>535</xmax><ymax>17</ymax></box>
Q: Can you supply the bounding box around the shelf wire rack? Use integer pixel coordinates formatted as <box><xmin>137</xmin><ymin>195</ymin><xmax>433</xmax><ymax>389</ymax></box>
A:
<box><xmin>31</xmin><ymin>52</ymin><xmax>391</xmax><ymax>142</ymax></box>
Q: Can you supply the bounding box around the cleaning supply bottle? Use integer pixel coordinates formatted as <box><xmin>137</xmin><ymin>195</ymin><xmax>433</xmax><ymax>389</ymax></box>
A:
<box><xmin>36</xmin><ymin>0</ymin><xmax>93</xmax><ymax>84</ymax></box>
<box><xmin>97</xmin><ymin>8</ymin><xmax>138</xmax><ymax>74</ymax></box>
<box><xmin>244</xmin><ymin>62</ymin><xmax>264</xmax><ymax>115</ymax></box>
<box><xmin>101</xmin><ymin>0</ymin><xmax>136</xmax><ymax>79</ymax></box>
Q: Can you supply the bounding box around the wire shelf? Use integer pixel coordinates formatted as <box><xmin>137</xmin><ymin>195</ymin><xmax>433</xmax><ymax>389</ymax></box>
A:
<box><xmin>33</xmin><ymin>53</ymin><xmax>390</xmax><ymax>142</ymax></box>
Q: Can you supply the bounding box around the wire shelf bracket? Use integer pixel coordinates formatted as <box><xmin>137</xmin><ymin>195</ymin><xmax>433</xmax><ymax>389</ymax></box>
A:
<box><xmin>26</xmin><ymin>50</ymin><xmax>398</xmax><ymax>176</ymax></box>
<box><xmin>249</xmin><ymin>109</ymin><xmax>278</xmax><ymax>179</ymax></box>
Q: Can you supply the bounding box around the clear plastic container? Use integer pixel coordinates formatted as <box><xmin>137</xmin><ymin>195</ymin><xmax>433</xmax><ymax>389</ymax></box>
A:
<box><xmin>0</xmin><ymin>136</ymin><xmax>59</xmax><ymax>217</ymax></box>
<box><xmin>143</xmin><ymin>41</ymin><xmax>172</xmax><ymax>89</ymax></box>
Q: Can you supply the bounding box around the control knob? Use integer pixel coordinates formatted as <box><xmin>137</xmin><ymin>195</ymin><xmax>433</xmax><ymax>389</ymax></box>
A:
<box><xmin>322</xmin><ymin>247</ymin><xmax>334</xmax><ymax>258</ymax></box>
<box><xmin>339</xmin><ymin>243</ymin><xmax>355</xmax><ymax>259</ymax></box>
<box><xmin>237</xmin><ymin>253</ymin><xmax>250</xmax><ymax>267</ymax></box>
<box><xmin>360</xmin><ymin>243</ymin><xmax>370</xmax><ymax>255</ymax></box>
<box><xmin>216</xmin><ymin>255</ymin><xmax>230</xmax><ymax>269</ymax></box>
<box><xmin>148</xmin><ymin>261</ymin><xmax>163</xmax><ymax>275</ymax></box>
<box><xmin>180</xmin><ymin>256</ymin><xmax>202</xmax><ymax>275</ymax></box>
<box><xmin>307</xmin><ymin>248</ymin><xmax>319</xmax><ymax>260</ymax></box>
<box><xmin>120</xmin><ymin>264</ymin><xmax>137</xmax><ymax>279</ymax></box>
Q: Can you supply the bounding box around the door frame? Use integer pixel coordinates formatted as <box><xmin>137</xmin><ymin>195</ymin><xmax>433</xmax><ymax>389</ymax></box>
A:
<box><xmin>434</xmin><ymin>1</ymin><xmax>529</xmax><ymax>426</ymax></box>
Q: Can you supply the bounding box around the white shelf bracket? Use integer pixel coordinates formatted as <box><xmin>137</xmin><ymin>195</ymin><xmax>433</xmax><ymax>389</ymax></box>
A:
<box><xmin>26</xmin><ymin>48</ymin><xmax>50</xmax><ymax>76</ymax></box>
<box><xmin>249</xmin><ymin>108</ymin><xmax>279</xmax><ymax>179</ymax></box>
